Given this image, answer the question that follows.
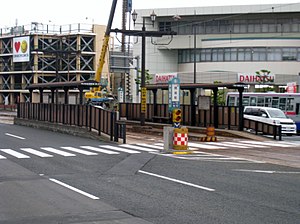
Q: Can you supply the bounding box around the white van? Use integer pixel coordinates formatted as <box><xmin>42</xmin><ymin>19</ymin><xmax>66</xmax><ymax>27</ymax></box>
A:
<box><xmin>244</xmin><ymin>106</ymin><xmax>297</xmax><ymax>135</ymax></box>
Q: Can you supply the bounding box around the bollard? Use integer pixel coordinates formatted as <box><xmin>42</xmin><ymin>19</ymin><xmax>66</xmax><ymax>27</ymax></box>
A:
<box><xmin>200</xmin><ymin>126</ymin><xmax>217</xmax><ymax>142</ymax></box>
<box><xmin>173</xmin><ymin>127</ymin><xmax>188</xmax><ymax>150</ymax></box>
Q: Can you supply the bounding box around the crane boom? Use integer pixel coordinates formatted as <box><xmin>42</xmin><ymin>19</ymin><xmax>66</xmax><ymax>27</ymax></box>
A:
<box><xmin>85</xmin><ymin>0</ymin><xmax>118</xmax><ymax>99</ymax></box>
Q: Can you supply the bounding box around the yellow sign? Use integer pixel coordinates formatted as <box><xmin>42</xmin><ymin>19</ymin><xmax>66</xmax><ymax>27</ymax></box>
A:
<box><xmin>141</xmin><ymin>87</ymin><xmax>147</xmax><ymax>113</ymax></box>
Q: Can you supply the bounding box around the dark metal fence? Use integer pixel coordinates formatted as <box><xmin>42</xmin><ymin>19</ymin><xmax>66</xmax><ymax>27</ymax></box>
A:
<box><xmin>119</xmin><ymin>103</ymin><xmax>240</xmax><ymax>130</ymax></box>
<box><xmin>244</xmin><ymin>118</ymin><xmax>282</xmax><ymax>140</ymax></box>
<box><xmin>17</xmin><ymin>103</ymin><xmax>126</xmax><ymax>142</ymax></box>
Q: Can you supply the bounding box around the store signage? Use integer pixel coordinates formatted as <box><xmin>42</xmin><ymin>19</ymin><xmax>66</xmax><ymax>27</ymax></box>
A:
<box><xmin>13</xmin><ymin>36</ymin><xmax>30</xmax><ymax>62</ymax></box>
<box><xmin>286</xmin><ymin>82</ymin><xmax>297</xmax><ymax>93</ymax></box>
<box><xmin>238</xmin><ymin>73</ymin><xmax>275</xmax><ymax>84</ymax></box>
<box><xmin>155</xmin><ymin>73</ymin><xmax>177</xmax><ymax>84</ymax></box>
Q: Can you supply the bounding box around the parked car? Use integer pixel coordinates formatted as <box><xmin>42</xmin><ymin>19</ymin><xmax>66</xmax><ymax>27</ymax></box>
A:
<box><xmin>244</xmin><ymin>106</ymin><xmax>297</xmax><ymax>135</ymax></box>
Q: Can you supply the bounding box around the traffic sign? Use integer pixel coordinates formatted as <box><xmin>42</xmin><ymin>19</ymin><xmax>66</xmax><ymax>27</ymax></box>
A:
<box><xmin>168</xmin><ymin>77</ymin><xmax>180</xmax><ymax>112</ymax></box>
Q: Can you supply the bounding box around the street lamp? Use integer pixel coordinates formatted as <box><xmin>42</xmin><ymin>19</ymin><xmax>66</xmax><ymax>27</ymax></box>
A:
<box><xmin>132</xmin><ymin>10</ymin><xmax>157</xmax><ymax>126</ymax></box>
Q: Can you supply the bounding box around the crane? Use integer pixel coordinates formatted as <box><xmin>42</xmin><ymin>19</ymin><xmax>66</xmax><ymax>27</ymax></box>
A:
<box><xmin>85</xmin><ymin>0</ymin><xmax>118</xmax><ymax>107</ymax></box>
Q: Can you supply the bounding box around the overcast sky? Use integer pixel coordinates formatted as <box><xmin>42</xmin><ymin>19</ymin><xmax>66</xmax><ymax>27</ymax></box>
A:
<box><xmin>1</xmin><ymin>0</ymin><xmax>299</xmax><ymax>29</ymax></box>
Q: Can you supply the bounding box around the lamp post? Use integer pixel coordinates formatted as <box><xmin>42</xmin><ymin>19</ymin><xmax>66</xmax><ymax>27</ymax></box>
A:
<box><xmin>131</xmin><ymin>10</ymin><xmax>157</xmax><ymax>126</ymax></box>
<box><xmin>110</xmin><ymin>11</ymin><xmax>176</xmax><ymax>126</ymax></box>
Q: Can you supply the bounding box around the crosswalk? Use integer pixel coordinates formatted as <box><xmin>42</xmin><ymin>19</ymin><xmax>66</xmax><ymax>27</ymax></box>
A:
<box><xmin>0</xmin><ymin>140</ymin><xmax>299</xmax><ymax>162</ymax></box>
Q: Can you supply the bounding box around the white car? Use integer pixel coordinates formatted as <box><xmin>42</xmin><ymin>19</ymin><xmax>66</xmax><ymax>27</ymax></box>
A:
<box><xmin>244</xmin><ymin>106</ymin><xmax>297</xmax><ymax>135</ymax></box>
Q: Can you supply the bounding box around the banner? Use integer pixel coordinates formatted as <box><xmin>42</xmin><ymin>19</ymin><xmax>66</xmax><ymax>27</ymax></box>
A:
<box><xmin>13</xmin><ymin>36</ymin><xmax>30</xmax><ymax>62</ymax></box>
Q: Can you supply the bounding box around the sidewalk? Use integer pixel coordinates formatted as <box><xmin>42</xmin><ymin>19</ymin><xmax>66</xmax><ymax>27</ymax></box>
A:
<box><xmin>0</xmin><ymin>110</ymin><xmax>17</xmax><ymax>124</ymax></box>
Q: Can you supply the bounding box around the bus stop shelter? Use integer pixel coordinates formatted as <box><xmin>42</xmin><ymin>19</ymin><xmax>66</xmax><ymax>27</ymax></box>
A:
<box><xmin>146</xmin><ymin>82</ymin><xmax>247</xmax><ymax>131</ymax></box>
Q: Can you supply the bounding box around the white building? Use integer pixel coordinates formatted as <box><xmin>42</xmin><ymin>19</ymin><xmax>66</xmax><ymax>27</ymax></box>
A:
<box><xmin>130</xmin><ymin>3</ymin><xmax>300</xmax><ymax>102</ymax></box>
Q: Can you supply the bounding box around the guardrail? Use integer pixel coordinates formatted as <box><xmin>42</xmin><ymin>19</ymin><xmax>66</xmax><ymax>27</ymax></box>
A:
<box><xmin>243</xmin><ymin>118</ymin><xmax>282</xmax><ymax>140</ymax></box>
<box><xmin>17</xmin><ymin>103</ymin><xmax>126</xmax><ymax>143</ymax></box>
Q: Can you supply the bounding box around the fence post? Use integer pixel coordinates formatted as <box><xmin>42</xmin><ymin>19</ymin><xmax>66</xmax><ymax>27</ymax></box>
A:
<box><xmin>110</xmin><ymin>112</ymin><xmax>114</xmax><ymax>141</ymax></box>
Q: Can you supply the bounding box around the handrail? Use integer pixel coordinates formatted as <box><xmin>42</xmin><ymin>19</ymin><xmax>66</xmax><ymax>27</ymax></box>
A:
<box><xmin>243</xmin><ymin>117</ymin><xmax>282</xmax><ymax>140</ymax></box>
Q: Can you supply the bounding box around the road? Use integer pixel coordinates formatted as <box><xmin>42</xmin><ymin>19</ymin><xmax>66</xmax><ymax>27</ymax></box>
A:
<box><xmin>0</xmin><ymin>123</ymin><xmax>300</xmax><ymax>224</ymax></box>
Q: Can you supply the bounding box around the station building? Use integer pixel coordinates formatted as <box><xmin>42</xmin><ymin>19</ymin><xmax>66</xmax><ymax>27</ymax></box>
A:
<box><xmin>131</xmin><ymin>3</ymin><xmax>300</xmax><ymax>102</ymax></box>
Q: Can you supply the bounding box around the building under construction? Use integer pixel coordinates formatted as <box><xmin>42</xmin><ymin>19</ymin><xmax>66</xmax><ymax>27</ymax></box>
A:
<box><xmin>0</xmin><ymin>22</ymin><xmax>111</xmax><ymax>105</ymax></box>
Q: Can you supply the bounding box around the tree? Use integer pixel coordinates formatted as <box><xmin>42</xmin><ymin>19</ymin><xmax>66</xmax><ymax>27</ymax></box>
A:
<box><xmin>211</xmin><ymin>81</ymin><xmax>226</xmax><ymax>106</ymax></box>
<box><xmin>255</xmin><ymin>69</ymin><xmax>274</xmax><ymax>92</ymax></box>
<box><xmin>134</xmin><ymin>69</ymin><xmax>153</xmax><ymax>91</ymax></box>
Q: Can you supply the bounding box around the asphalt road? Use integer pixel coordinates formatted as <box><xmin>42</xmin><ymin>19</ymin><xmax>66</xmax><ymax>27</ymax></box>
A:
<box><xmin>0</xmin><ymin>123</ymin><xmax>300</xmax><ymax>224</ymax></box>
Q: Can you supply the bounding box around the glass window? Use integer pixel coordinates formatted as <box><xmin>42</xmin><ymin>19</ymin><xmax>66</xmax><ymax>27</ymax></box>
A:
<box><xmin>286</xmin><ymin>98</ymin><xmax>294</xmax><ymax>111</ymax></box>
<box><xmin>224</xmin><ymin>49</ymin><xmax>231</xmax><ymax>61</ymax></box>
<box><xmin>217</xmin><ymin>49</ymin><xmax>224</xmax><ymax>61</ymax></box>
<box><xmin>231</xmin><ymin>48</ymin><xmax>237</xmax><ymax>61</ymax></box>
<box><xmin>242</xmin><ymin>97</ymin><xmax>250</xmax><ymax>106</ymax></box>
<box><xmin>212</xmin><ymin>49</ymin><xmax>218</xmax><ymax>61</ymax></box>
<box><xmin>257</xmin><ymin>97</ymin><xmax>264</xmax><ymax>106</ymax></box>
<box><xmin>282</xmin><ymin>48</ymin><xmax>297</xmax><ymax>61</ymax></box>
<box><xmin>265</xmin><ymin>97</ymin><xmax>272</xmax><ymax>107</ymax></box>
<box><xmin>268</xmin><ymin>48</ymin><xmax>282</xmax><ymax>61</ymax></box>
<box><xmin>250</xmin><ymin>97</ymin><xmax>257</xmax><ymax>106</ymax></box>
<box><xmin>253</xmin><ymin>48</ymin><xmax>266</xmax><ymax>61</ymax></box>
<box><xmin>238</xmin><ymin>49</ymin><xmax>244</xmax><ymax>61</ymax></box>
<box><xmin>245</xmin><ymin>48</ymin><xmax>252</xmax><ymax>61</ymax></box>
<box><xmin>279</xmin><ymin>97</ymin><xmax>287</xmax><ymax>111</ymax></box>
<box><xmin>272</xmin><ymin>97</ymin><xmax>279</xmax><ymax>108</ymax></box>
<box><xmin>227</xmin><ymin>96</ymin><xmax>236</xmax><ymax>106</ymax></box>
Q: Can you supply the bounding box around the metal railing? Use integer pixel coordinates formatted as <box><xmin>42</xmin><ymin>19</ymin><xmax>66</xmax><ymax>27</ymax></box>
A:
<box><xmin>243</xmin><ymin>118</ymin><xmax>282</xmax><ymax>140</ymax></box>
<box><xmin>17</xmin><ymin>103</ymin><xmax>126</xmax><ymax>142</ymax></box>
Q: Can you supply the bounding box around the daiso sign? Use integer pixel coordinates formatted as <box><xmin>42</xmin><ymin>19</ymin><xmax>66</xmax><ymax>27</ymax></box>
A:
<box><xmin>155</xmin><ymin>73</ymin><xmax>177</xmax><ymax>84</ymax></box>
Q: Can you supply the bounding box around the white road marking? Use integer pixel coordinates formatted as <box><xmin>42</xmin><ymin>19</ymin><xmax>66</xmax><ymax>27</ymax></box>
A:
<box><xmin>61</xmin><ymin>147</ymin><xmax>98</xmax><ymax>155</ymax></box>
<box><xmin>120</xmin><ymin>144</ymin><xmax>158</xmax><ymax>152</ymax></box>
<box><xmin>5</xmin><ymin>133</ymin><xmax>25</xmax><ymax>140</ymax></box>
<box><xmin>20</xmin><ymin>148</ymin><xmax>53</xmax><ymax>158</ymax></box>
<box><xmin>205</xmin><ymin>142</ymin><xmax>250</xmax><ymax>149</ymax></box>
<box><xmin>233</xmin><ymin>169</ymin><xmax>300</xmax><ymax>174</ymax></box>
<box><xmin>223</xmin><ymin>141</ymin><xmax>268</xmax><ymax>148</ymax></box>
<box><xmin>0</xmin><ymin>155</ymin><xmax>7</xmax><ymax>159</ymax></box>
<box><xmin>138</xmin><ymin>170</ymin><xmax>215</xmax><ymax>192</ymax></box>
<box><xmin>49</xmin><ymin>178</ymin><xmax>99</xmax><ymax>200</ymax></box>
<box><xmin>1</xmin><ymin>149</ymin><xmax>30</xmax><ymax>158</ymax></box>
<box><xmin>240</xmin><ymin>141</ymin><xmax>296</xmax><ymax>148</ymax></box>
<box><xmin>40</xmin><ymin>147</ymin><xmax>76</xmax><ymax>157</ymax></box>
<box><xmin>80</xmin><ymin>146</ymin><xmax>119</xmax><ymax>154</ymax></box>
<box><xmin>136</xmin><ymin>143</ymin><xmax>163</xmax><ymax>150</ymax></box>
<box><xmin>100</xmin><ymin>145</ymin><xmax>140</xmax><ymax>154</ymax></box>
<box><xmin>188</xmin><ymin>142</ymin><xmax>227</xmax><ymax>149</ymax></box>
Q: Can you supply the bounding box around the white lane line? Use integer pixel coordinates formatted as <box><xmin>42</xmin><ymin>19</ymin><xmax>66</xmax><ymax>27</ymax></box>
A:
<box><xmin>49</xmin><ymin>178</ymin><xmax>99</xmax><ymax>200</ymax></box>
<box><xmin>233</xmin><ymin>169</ymin><xmax>300</xmax><ymax>174</ymax></box>
<box><xmin>240</xmin><ymin>141</ymin><xmax>295</xmax><ymax>148</ymax></box>
<box><xmin>1</xmin><ymin>149</ymin><xmax>30</xmax><ymax>159</ymax></box>
<box><xmin>80</xmin><ymin>146</ymin><xmax>119</xmax><ymax>155</ymax></box>
<box><xmin>5</xmin><ymin>133</ymin><xmax>25</xmax><ymax>140</ymax></box>
<box><xmin>120</xmin><ymin>144</ymin><xmax>158</xmax><ymax>152</ymax></box>
<box><xmin>138</xmin><ymin>170</ymin><xmax>215</xmax><ymax>192</ymax></box>
<box><xmin>205</xmin><ymin>142</ymin><xmax>250</xmax><ymax>149</ymax></box>
<box><xmin>61</xmin><ymin>147</ymin><xmax>98</xmax><ymax>156</ymax></box>
<box><xmin>136</xmin><ymin>143</ymin><xmax>163</xmax><ymax>150</ymax></box>
<box><xmin>0</xmin><ymin>155</ymin><xmax>7</xmax><ymax>159</ymax></box>
<box><xmin>223</xmin><ymin>141</ymin><xmax>268</xmax><ymax>148</ymax></box>
<box><xmin>99</xmin><ymin>145</ymin><xmax>140</xmax><ymax>154</ymax></box>
<box><xmin>188</xmin><ymin>142</ymin><xmax>227</xmax><ymax>149</ymax></box>
<box><xmin>40</xmin><ymin>147</ymin><xmax>76</xmax><ymax>157</ymax></box>
<box><xmin>20</xmin><ymin>148</ymin><xmax>53</xmax><ymax>158</ymax></box>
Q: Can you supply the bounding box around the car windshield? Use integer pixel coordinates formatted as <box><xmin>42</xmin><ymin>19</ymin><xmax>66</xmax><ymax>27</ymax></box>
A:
<box><xmin>268</xmin><ymin>109</ymin><xmax>287</xmax><ymax>118</ymax></box>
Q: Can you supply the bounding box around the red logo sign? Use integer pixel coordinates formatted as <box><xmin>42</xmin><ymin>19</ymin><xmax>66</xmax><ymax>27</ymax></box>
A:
<box><xmin>14</xmin><ymin>41</ymin><xmax>21</xmax><ymax>53</ymax></box>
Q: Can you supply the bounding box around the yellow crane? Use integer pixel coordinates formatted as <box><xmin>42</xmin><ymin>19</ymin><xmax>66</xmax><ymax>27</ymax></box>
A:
<box><xmin>85</xmin><ymin>0</ymin><xmax>118</xmax><ymax>106</ymax></box>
